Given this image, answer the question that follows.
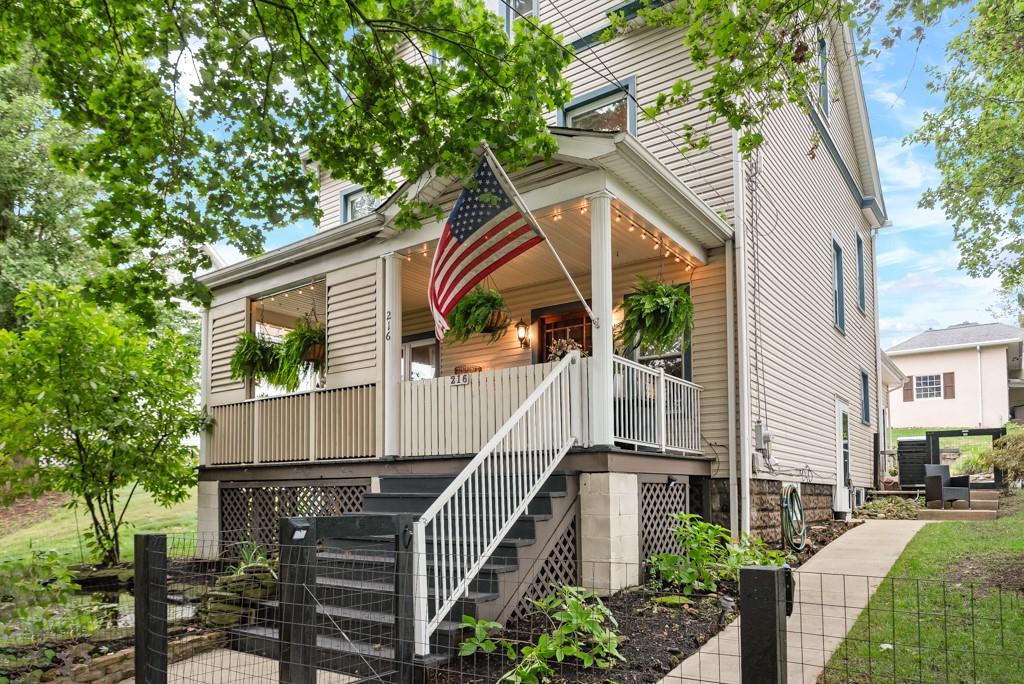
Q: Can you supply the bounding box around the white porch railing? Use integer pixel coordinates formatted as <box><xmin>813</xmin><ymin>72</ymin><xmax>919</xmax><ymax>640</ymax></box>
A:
<box><xmin>411</xmin><ymin>351</ymin><xmax>582</xmax><ymax>655</ymax></box>
<box><xmin>612</xmin><ymin>355</ymin><xmax>703</xmax><ymax>454</ymax></box>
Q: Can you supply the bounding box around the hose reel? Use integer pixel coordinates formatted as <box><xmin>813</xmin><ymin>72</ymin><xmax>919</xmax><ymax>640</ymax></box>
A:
<box><xmin>781</xmin><ymin>482</ymin><xmax>807</xmax><ymax>551</ymax></box>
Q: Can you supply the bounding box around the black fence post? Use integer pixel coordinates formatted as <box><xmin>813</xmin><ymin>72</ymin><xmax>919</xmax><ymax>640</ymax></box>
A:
<box><xmin>279</xmin><ymin>517</ymin><xmax>317</xmax><ymax>684</ymax></box>
<box><xmin>393</xmin><ymin>514</ymin><xmax>417</xmax><ymax>684</ymax></box>
<box><xmin>739</xmin><ymin>565</ymin><xmax>788</xmax><ymax>684</ymax></box>
<box><xmin>135</xmin><ymin>534</ymin><xmax>168</xmax><ymax>684</ymax></box>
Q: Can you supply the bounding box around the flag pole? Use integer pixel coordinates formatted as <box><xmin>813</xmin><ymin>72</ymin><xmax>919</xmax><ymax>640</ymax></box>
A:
<box><xmin>480</xmin><ymin>143</ymin><xmax>600</xmax><ymax>328</ymax></box>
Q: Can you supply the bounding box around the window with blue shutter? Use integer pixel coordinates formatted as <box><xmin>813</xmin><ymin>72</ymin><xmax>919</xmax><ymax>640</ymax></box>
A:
<box><xmin>861</xmin><ymin>369</ymin><xmax>870</xmax><ymax>424</ymax></box>
<box><xmin>857</xmin><ymin>235</ymin><xmax>866</xmax><ymax>311</ymax></box>
<box><xmin>833</xmin><ymin>239</ymin><xmax>845</xmax><ymax>332</ymax></box>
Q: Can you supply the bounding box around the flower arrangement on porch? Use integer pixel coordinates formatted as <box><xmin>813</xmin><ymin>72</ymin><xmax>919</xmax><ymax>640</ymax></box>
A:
<box><xmin>617</xmin><ymin>276</ymin><xmax>694</xmax><ymax>354</ymax></box>
<box><xmin>547</xmin><ymin>337</ymin><xmax>587</xmax><ymax>361</ymax></box>
<box><xmin>444</xmin><ymin>285</ymin><xmax>511</xmax><ymax>343</ymax></box>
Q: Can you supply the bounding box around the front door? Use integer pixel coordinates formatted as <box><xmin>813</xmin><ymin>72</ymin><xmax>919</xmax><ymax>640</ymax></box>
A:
<box><xmin>835</xmin><ymin>400</ymin><xmax>852</xmax><ymax>517</ymax></box>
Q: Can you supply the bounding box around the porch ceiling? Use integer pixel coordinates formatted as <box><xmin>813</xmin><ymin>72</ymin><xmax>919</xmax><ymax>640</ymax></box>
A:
<box><xmin>398</xmin><ymin>198</ymin><xmax>692</xmax><ymax>311</ymax></box>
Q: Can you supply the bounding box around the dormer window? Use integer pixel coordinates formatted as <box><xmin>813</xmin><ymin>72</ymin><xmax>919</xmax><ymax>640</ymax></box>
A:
<box><xmin>342</xmin><ymin>188</ymin><xmax>381</xmax><ymax>223</ymax></box>
<box><xmin>504</xmin><ymin>0</ymin><xmax>538</xmax><ymax>33</ymax></box>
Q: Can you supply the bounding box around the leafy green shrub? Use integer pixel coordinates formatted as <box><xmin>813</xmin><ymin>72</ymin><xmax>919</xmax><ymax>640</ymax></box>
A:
<box><xmin>459</xmin><ymin>586</ymin><xmax>623</xmax><ymax>682</ymax></box>
<box><xmin>445</xmin><ymin>286</ymin><xmax>509</xmax><ymax>343</ymax></box>
<box><xmin>854</xmin><ymin>497</ymin><xmax>923</xmax><ymax>520</ymax></box>
<box><xmin>985</xmin><ymin>431</ymin><xmax>1024</xmax><ymax>482</ymax></box>
<box><xmin>229</xmin><ymin>332</ymin><xmax>280</xmax><ymax>384</ymax></box>
<box><xmin>0</xmin><ymin>551</ymin><xmax>99</xmax><ymax>645</ymax></box>
<box><xmin>951</xmin><ymin>452</ymin><xmax>988</xmax><ymax>476</ymax></box>
<box><xmin>617</xmin><ymin>276</ymin><xmax>694</xmax><ymax>354</ymax></box>
<box><xmin>646</xmin><ymin>513</ymin><xmax>786</xmax><ymax>594</ymax></box>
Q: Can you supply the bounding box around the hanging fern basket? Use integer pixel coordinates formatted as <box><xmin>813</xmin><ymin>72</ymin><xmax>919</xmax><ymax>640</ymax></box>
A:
<box><xmin>445</xmin><ymin>286</ymin><xmax>511</xmax><ymax>344</ymax></box>
<box><xmin>616</xmin><ymin>276</ymin><xmax>694</xmax><ymax>355</ymax></box>
<box><xmin>302</xmin><ymin>342</ymin><xmax>325</xmax><ymax>364</ymax></box>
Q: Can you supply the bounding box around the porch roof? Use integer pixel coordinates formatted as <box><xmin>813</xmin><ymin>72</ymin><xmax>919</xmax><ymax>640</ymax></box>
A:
<box><xmin>200</xmin><ymin>128</ymin><xmax>733</xmax><ymax>291</ymax></box>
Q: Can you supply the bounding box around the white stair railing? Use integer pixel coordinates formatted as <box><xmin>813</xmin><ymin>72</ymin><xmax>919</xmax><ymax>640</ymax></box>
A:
<box><xmin>411</xmin><ymin>351</ymin><xmax>581</xmax><ymax>655</ymax></box>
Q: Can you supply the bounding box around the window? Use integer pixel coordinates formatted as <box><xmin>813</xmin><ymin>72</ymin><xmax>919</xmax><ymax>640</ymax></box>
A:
<box><xmin>914</xmin><ymin>374</ymin><xmax>943</xmax><ymax>400</ymax></box>
<box><xmin>856</xmin><ymin>235</ymin><xmax>866</xmax><ymax>312</ymax></box>
<box><xmin>818</xmin><ymin>36</ymin><xmax>829</xmax><ymax>115</ymax></box>
<box><xmin>860</xmin><ymin>369</ymin><xmax>870</xmax><ymax>424</ymax></box>
<box><xmin>341</xmin><ymin>188</ymin><xmax>381</xmax><ymax>223</ymax></box>
<box><xmin>559</xmin><ymin>79</ymin><xmax>636</xmax><ymax>135</ymax></box>
<box><xmin>832</xmin><ymin>239</ymin><xmax>845</xmax><ymax>332</ymax></box>
<box><xmin>504</xmin><ymin>0</ymin><xmax>537</xmax><ymax>32</ymax></box>
<box><xmin>537</xmin><ymin>309</ymin><xmax>592</xmax><ymax>362</ymax></box>
<box><xmin>401</xmin><ymin>336</ymin><xmax>439</xmax><ymax>381</ymax></box>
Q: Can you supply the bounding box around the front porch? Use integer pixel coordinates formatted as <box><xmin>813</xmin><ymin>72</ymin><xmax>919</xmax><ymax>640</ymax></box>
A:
<box><xmin>204</xmin><ymin>187</ymin><xmax>715</xmax><ymax>467</ymax></box>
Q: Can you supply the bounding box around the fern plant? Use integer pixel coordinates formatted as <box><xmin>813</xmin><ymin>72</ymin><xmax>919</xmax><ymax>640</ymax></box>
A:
<box><xmin>617</xmin><ymin>276</ymin><xmax>694</xmax><ymax>355</ymax></box>
<box><xmin>229</xmin><ymin>332</ymin><xmax>280</xmax><ymax>384</ymax></box>
<box><xmin>271</xmin><ymin>317</ymin><xmax>326</xmax><ymax>391</ymax></box>
<box><xmin>445</xmin><ymin>286</ymin><xmax>510</xmax><ymax>344</ymax></box>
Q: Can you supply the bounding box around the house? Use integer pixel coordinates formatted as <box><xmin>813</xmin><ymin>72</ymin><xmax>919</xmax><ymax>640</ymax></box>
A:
<box><xmin>194</xmin><ymin>5</ymin><xmax>887</xmax><ymax>662</ymax></box>
<box><xmin>887</xmin><ymin>322</ymin><xmax>1024</xmax><ymax>429</ymax></box>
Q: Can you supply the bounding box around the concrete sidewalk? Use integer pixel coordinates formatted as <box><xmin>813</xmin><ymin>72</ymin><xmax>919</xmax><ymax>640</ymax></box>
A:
<box><xmin>662</xmin><ymin>520</ymin><xmax>928</xmax><ymax>684</ymax></box>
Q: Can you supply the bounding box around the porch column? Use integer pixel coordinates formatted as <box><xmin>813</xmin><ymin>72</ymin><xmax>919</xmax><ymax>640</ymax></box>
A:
<box><xmin>382</xmin><ymin>253</ymin><xmax>403</xmax><ymax>457</ymax></box>
<box><xmin>588</xmin><ymin>190</ymin><xmax>615</xmax><ymax>447</ymax></box>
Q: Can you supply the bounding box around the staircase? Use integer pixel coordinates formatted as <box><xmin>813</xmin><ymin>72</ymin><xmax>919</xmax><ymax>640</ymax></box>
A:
<box><xmin>917</xmin><ymin>489</ymin><xmax>1001</xmax><ymax>521</ymax></box>
<box><xmin>228</xmin><ymin>473</ymin><xmax>576</xmax><ymax>681</ymax></box>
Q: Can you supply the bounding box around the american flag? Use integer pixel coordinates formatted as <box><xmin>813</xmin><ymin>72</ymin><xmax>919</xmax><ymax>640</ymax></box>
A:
<box><xmin>429</xmin><ymin>153</ymin><xmax>543</xmax><ymax>338</ymax></box>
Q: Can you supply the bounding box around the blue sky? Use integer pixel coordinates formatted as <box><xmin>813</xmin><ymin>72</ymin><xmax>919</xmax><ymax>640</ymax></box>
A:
<box><xmin>215</xmin><ymin>16</ymin><xmax>1008</xmax><ymax>350</ymax></box>
<box><xmin>859</xmin><ymin>12</ymin><xmax>1012</xmax><ymax>348</ymax></box>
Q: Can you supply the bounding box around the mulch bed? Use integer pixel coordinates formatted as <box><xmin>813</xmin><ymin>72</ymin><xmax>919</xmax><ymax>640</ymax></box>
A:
<box><xmin>426</xmin><ymin>586</ymin><xmax>734</xmax><ymax>683</ymax></box>
<box><xmin>785</xmin><ymin>519</ymin><xmax>862</xmax><ymax>567</ymax></box>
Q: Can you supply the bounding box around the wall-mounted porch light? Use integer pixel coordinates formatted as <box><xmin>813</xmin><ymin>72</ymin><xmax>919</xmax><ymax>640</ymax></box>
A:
<box><xmin>515</xmin><ymin>319</ymin><xmax>530</xmax><ymax>349</ymax></box>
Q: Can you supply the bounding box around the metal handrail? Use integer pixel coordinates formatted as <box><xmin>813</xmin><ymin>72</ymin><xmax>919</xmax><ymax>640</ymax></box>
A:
<box><xmin>410</xmin><ymin>351</ymin><xmax>581</xmax><ymax>655</ymax></box>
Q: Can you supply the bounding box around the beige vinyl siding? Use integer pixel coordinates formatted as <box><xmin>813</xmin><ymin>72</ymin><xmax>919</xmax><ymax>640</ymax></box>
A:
<box><xmin>538</xmin><ymin>0</ymin><xmax>622</xmax><ymax>41</ymax></box>
<box><xmin>689</xmin><ymin>247</ymin><xmax>730</xmax><ymax>473</ymax></box>
<box><xmin>819</xmin><ymin>27</ymin><xmax>863</xmax><ymax>196</ymax></box>
<box><xmin>325</xmin><ymin>259</ymin><xmax>382</xmax><ymax>387</ymax></box>
<box><xmin>207</xmin><ymin>298</ymin><xmax>249</xmax><ymax>406</ymax></box>
<box><xmin>741</xmin><ymin>100</ymin><xmax>877</xmax><ymax>488</ymax></box>
<box><xmin>558</xmin><ymin>27</ymin><xmax>735</xmax><ymax>220</ymax></box>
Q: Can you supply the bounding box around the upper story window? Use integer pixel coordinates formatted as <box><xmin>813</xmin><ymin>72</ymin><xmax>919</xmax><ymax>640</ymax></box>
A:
<box><xmin>856</xmin><ymin>235</ymin><xmax>866</xmax><ymax>311</ymax></box>
<box><xmin>818</xmin><ymin>36</ymin><xmax>829</xmax><ymax>116</ymax></box>
<box><xmin>504</xmin><ymin>0</ymin><xmax>538</xmax><ymax>32</ymax></box>
<box><xmin>914</xmin><ymin>374</ymin><xmax>942</xmax><ymax>400</ymax></box>
<box><xmin>559</xmin><ymin>79</ymin><xmax>637</xmax><ymax>135</ymax></box>
<box><xmin>860</xmin><ymin>369</ymin><xmax>870</xmax><ymax>424</ymax></box>
<box><xmin>832</xmin><ymin>239</ymin><xmax>845</xmax><ymax>333</ymax></box>
<box><xmin>342</xmin><ymin>188</ymin><xmax>381</xmax><ymax>223</ymax></box>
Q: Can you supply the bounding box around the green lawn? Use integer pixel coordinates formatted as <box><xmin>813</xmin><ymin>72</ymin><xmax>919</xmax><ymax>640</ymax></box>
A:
<box><xmin>0</xmin><ymin>486</ymin><xmax>197</xmax><ymax>563</ymax></box>
<box><xmin>823</xmin><ymin>492</ymin><xmax>1024</xmax><ymax>683</ymax></box>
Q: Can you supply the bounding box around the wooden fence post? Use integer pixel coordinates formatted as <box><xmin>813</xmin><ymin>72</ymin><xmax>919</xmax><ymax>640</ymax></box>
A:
<box><xmin>279</xmin><ymin>517</ymin><xmax>317</xmax><ymax>684</ymax></box>
<box><xmin>134</xmin><ymin>534</ymin><xmax>168</xmax><ymax>684</ymax></box>
<box><xmin>739</xmin><ymin>565</ymin><xmax>789</xmax><ymax>684</ymax></box>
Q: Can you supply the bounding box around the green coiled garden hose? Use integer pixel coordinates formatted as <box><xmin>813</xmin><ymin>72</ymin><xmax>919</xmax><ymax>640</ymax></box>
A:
<box><xmin>781</xmin><ymin>483</ymin><xmax>807</xmax><ymax>551</ymax></box>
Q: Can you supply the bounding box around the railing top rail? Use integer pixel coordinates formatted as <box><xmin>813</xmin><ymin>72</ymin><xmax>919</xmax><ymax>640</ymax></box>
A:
<box><xmin>209</xmin><ymin>382</ymin><xmax>375</xmax><ymax>408</ymax></box>
<box><xmin>613</xmin><ymin>354</ymin><xmax>704</xmax><ymax>391</ymax></box>
<box><xmin>403</xmin><ymin>359</ymin><xmax>559</xmax><ymax>386</ymax></box>
<box><xmin>416</xmin><ymin>351</ymin><xmax>579</xmax><ymax>524</ymax></box>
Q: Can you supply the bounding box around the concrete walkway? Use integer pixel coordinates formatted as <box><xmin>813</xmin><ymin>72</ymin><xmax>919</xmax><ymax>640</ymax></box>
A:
<box><xmin>662</xmin><ymin>520</ymin><xmax>928</xmax><ymax>684</ymax></box>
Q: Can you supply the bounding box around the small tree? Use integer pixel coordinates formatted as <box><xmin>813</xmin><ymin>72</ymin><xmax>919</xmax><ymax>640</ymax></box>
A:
<box><xmin>986</xmin><ymin>430</ymin><xmax>1024</xmax><ymax>485</ymax></box>
<box><xmin>0</xmin><ymin>284</ymin><xmax>202</xmax><ymax>565</ymax></box>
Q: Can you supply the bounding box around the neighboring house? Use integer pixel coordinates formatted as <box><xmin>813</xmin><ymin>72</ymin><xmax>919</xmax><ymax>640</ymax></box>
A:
<box><xmin>194</xmin><ymin>6</ymin><xmax>887</xmax><ymax>662</ymax></box>
<box><xmin>880</xmin><ymin>350</ymin><xmax>907</xmax><ymax>451</ymax></box>
<box><xmin>887</xmin><ymin>322</ymin><xmax>1024</xmax><ymax>429</ymax></box>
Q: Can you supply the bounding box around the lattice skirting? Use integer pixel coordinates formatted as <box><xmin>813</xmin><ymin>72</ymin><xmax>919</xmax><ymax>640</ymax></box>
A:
<box><xmin>219</xmin><ymin>481</ymin><xmax>367</xmax><ymax>550</ymax></box>
<box><xmin>509</xmin><ymin>515</ymin><xmax>579</xmax><ymax>622</ymax></box>
<box><xmin>639</xmin><ymin>481</ymin><xmax>689</xmax><ymax>561</ymax></box>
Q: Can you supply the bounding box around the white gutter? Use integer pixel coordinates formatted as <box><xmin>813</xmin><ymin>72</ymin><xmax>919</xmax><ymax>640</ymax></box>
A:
<box><xmin>732</xmin><ymin>129</ymin><xmax>752</xmax><ymax>535</ymax></box>
<box><xmin>725</xmin><ymin>240</ymin><xmax>739</xmax><ymax>537</ymax></box>
<box><xmin>871</xmin><ymin>230</ymin><xmax>885</xmax><ymax>456</ymax></box>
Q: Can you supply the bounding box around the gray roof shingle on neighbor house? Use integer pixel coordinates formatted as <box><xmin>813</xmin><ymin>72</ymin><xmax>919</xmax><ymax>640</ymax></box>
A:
<box><xmin>887</xmin><ymin>322</ymin><xmax>1024</xmax><ymax>354</ymax></box>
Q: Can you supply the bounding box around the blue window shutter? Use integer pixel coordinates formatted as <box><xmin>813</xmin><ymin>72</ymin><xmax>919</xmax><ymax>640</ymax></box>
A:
<box><xmin>861</xmin><ymin>370</ymin><xmax>871</xmax><ymax>424</ymax></box>
<box><xmin>857</xmin><ymin>236</ymin><xmax>866</xmax><ymax>311</ymax></box>
<box><xmin>833</xmin><ymin>240</ymin><xmax>844</xmax><ymax>332</ymax></box>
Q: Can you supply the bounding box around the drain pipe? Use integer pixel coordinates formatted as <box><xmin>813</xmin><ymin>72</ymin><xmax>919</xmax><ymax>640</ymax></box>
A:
<box><xmin>732</xmin><ymin>129</ymin><xmax>753</xmax><ymax>536</ymax></box>
<box><xmin>725</xmin><ymin>241</ymin><xmax>739</xmax><ymax>537</ymax></box>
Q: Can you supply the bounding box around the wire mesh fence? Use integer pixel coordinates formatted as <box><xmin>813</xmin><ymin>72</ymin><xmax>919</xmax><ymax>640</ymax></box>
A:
<box><xmin>126</xmin><ymin>528</ymin><xmax>1024</xmax><ymax>684</ymax></box>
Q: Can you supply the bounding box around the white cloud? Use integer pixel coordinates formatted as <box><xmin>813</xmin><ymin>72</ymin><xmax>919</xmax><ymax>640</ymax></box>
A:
<box><xmin>873</xmin><ymin>138</ymin><xmax>941</xmax><ymax>192</ymax></box>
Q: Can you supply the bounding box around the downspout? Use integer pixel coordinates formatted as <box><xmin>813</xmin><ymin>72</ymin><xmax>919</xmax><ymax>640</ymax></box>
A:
<box><xmin>725</xmin><ymin>241</ymin><xmax>739</xmax><ymax>537</ymax></box>
<box><xmin>870</xmin><ymin>227</ymin><xmax>885</xmax><ymax>459</ymax></box>
<box><xmin>732</xmin><ymin>129</ymin><xmax>753</xmax><ymax>535</ymax></box>
<box><xmin>977</xmin><ymin>344</ymin><xmax>983</xmax><ymax>427</ymax></box>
